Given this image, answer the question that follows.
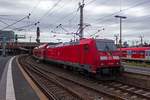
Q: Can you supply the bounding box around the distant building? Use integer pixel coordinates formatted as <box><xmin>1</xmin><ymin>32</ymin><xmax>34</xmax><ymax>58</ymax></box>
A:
<box><xmin>0</xmin><ymin>30</ymin><xmax>15</xmax><ymax>43</ymax></box>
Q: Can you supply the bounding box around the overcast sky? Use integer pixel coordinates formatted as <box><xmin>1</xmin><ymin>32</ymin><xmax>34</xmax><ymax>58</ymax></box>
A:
<box><xmin>0</xmin><ymin>0</ymin><xmax>150</xmax><ymax>45</ymax></box>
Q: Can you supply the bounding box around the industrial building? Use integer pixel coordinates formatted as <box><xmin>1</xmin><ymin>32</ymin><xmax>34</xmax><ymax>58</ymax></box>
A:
<box><xmin>0</xmin><ymin>30</ymin><xmax>15</xmax><ymax>43</ymax></box>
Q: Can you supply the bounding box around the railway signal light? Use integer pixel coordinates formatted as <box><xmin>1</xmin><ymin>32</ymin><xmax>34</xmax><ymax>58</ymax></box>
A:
<box><xmin>15</xmin><ymin>34</ymin><xmax>18</xmax><ymax>43</ymax></box>
<box><xmin>36</xmin><ymin>27</ymin><xmax>40</xmax><ymax>43</ymax></box>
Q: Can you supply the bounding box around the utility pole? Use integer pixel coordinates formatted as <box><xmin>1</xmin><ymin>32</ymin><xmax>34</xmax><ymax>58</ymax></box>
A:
<box><xmin>115</xmin><ymin>15</ymin><xmax>127</xmax><ymax>48</ymax></box>
<box><xmin>79</xmin><ymin>0</ymin><xmax>85</xmax><ymax>39</ymax></box>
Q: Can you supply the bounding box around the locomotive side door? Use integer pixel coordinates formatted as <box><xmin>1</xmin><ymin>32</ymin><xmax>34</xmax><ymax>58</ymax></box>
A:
<box><xmin>80</xmin><ymin>44</ymin><xmax>89</xmax><ymax>65</ymax></box>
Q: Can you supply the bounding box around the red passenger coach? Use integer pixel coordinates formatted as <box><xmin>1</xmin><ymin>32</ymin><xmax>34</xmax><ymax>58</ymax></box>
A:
<box><xmin>121</xmin><ymin>47</ymin><xmax>150</xmax><ymax>61</ymax></box>
<box><xmin>33</xmin><ymin>38</ymin><xmax>123</xmax><ymax>78</ymax></box>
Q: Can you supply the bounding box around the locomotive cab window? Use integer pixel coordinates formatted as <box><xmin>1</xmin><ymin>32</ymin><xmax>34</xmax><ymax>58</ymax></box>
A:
<box><xmin>96</xmin><ymin>39</ymin><xmax>116</xmax><ymax>51</ymax></box>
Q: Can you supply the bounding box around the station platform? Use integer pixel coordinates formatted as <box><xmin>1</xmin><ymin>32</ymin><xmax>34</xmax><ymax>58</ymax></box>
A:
<box><xmin>0</xmin><ymin>56</ymin><xmax>41</xmax><ymax>100</ymax></box>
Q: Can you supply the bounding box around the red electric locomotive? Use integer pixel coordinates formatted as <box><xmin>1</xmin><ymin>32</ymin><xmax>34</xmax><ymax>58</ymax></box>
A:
<box><xmin>33</xmin><ymin>38</ymin><xmax>123</xmax><ymax>78</ymax></box>
<box><xmin>121</xmin><ymin>47</ymin><xmax>150</xmax><ymax>61</ymax></box>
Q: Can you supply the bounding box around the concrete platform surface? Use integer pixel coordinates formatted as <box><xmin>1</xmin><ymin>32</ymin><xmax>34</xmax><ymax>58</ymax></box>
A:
<box><xmin>0</xmin><ymin>56</ymin><xmax>40</xmax><ymax>100</ymax></box>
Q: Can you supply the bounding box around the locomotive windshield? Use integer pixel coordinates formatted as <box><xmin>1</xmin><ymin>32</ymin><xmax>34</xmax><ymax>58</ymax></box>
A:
<box><xmin>96</xmin><ymin>39</ymin><xmax>116</xmax><ymax>51</ymax></box>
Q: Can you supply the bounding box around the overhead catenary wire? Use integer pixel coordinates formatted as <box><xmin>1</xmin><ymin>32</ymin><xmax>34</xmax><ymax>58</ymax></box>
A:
<box><xmin>85</xmin><ymin>0</ymin><xmax>111</xmax><ymax>6</ymax></box>
<box><xmin>66</xmin><ymin>0</ymin><xmax>107</xmax><ymax>37</ymax></box>
<box><xmin>52</xmin><ymin>10</ymin><xmax>78</xmax><ymax>27</ymax></box>
<box><xmin>8</xmin><ymin>0</ymin><xmax>42</xmax><ymax>30</ymax></box>
<box><xmin>89</xmin><ymin>28</ymin><xmax>104</xmax><ymax>37</ymax></box>
<box><xmin>96</xmin><ymin>0</ymin><xmax>150</xmax><ymax>23</ymax></box>
<box><xmin>30</xmin><ymin>0</ymin><xmax>42</xmax><ymax>14</ymax></box>
<box><xmin>33</xmin><ymin>0</ymin><xmax>64</xmax><ymax>33</ymax></box>
<box><xmin>0</xmin><ymin>14</ymin><xmax>38</xmax><ymax>31</ymax></box>
<box><xmin>85</xmin><ymin>0</ymin><xmax>96</xmax><ymax>5</ymax></box>
<box><xmin>50</xmin><ymin>0</ymin><xmax>74</xmax><ymax>18</ymax></box>
<box><xmin>1</xmin><ymin>13</ymin><xmax>31</xmax><ymax>30</ymax></box>
<box><xmin>39</xmin><ymin>0</ymin><xmax>77</xmax><ymax>23</ymax></box>
<box><xmin>68</xmin><ymin>11</ymin><xmax>78</xmax><ymax>24</ymax></box>
<box><xmin>51</xmin><ymin>0</ymin><xmax>84</xmax><ymax>39</ymax></box>
<box><xmin>44</xmin><ymin>0</ymin><xmax>79</xmax><ymax>30</ymax></box>
<box><xmin>15</xmin><ymin>0</ymin><xmax>69</xmax><ymax>31</ymax></box>
<box><xmin>0</xmin><ymin>16</ymin><xmax>34</xmax><ymax>23</ymax></box>
<box><xmin>0</xmin><ymin>19</ymin><xmax>9</xmax><ymax>25</ymax></box>
<box><xmin>57</xmin><ymin>24</ymin><xmax>69</xmax><ymax>33</ymax></box>
<box><xmin>13</xmin><ymin>21</ymin><xmax>40</xmax><ymax>31</ymax></box>
<box><xmin>0</xmin><ymin>19</ymin><xmax>19</xmax><ymax>30</ymax></box>
<box><xmin>92</xmin><ymin>0</ymin><xmax>150</xmax><ymax>35</ymax></box>
<box><xmin>38</xmin><ymin>0</ymin><xmax>63</xmax><ymax>22</ymax></box>
<box><xmin>35</xmin><ymin>0</ymin><xmax>150</xmax><ymax>35</ymax></box>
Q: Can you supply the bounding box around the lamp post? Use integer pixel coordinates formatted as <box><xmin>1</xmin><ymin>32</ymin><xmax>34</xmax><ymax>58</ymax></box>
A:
<box><xmin>115</xmin><ymin>15</ymin><xmax>126</xmax><ymax>62</ymax></box>
<box><xmin>115</xmin><ymin>15</ymin><xmax>127</xmax><ymax>48</ymax></box>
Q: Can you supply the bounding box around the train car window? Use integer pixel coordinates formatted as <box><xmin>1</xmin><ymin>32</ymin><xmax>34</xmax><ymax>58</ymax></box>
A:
<box><xmin>145</xmin><ymin>51</ymin><xmax>149</xmax><ymax>56</ymax></box>
<box><xmin>127</xmin><ymin>50</ymin><xmax>132</xmax><ymax>55</ymax></box>
<box><xmin>146</xmin><ymin>51</ymin><xmax>149</xmax><ymax>56</ymax></box>
<box><xmin>96</xmin><ymin>40</ymin><xmax>116</xmax><ymax>51</ymax></box>
<box><xmin>148</xmin><ymin>51</ymin><xmax>150</xmax><ymax>56</ymax></box>
<box><xmin>131</xmin><ymin>51</ymin><xmax>135</xmax><ymax>54</ymax></box>
<box><xmin>140</xmin><ymin>51</ymin><xmax>144</xmax><ymax>55</ymax></box>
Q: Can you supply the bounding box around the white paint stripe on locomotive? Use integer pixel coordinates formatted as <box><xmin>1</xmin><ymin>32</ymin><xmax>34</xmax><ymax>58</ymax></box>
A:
<box><xmin>6</xmin><ymin>56</ymin><xmax>16</xmax><ymax>100</ymax></box>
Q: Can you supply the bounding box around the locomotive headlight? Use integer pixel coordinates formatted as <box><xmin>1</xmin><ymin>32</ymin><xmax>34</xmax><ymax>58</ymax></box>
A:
<box><xmin>113</xmin><ymin>56</ymin><xmax>119</xmax><ymax>60</ymax></box>
<box><xmin>100</xmin><ymin>56</ymin><xmax>107</xmax><ymax>60</ymax></box>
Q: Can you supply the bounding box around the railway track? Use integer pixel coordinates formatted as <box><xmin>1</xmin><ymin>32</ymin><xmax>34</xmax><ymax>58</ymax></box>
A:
<box><xmin>19</xmin><ymin>56</ymin><xmax>84</xmax><ymax>100</ymax></box>
<box><xmin>118</xmin><ymin>71</ymin><xmax>150</xmax><ymax>91</ymax></box>
<box><xmin>118</xmin><ymin>63</ymin><xmax>150</xmax><ymax>89</ymax></box>
<box><xmin>19</xmin><ymin>55</ymin><xmax>150</xmax><ymax>100</ymax></box>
